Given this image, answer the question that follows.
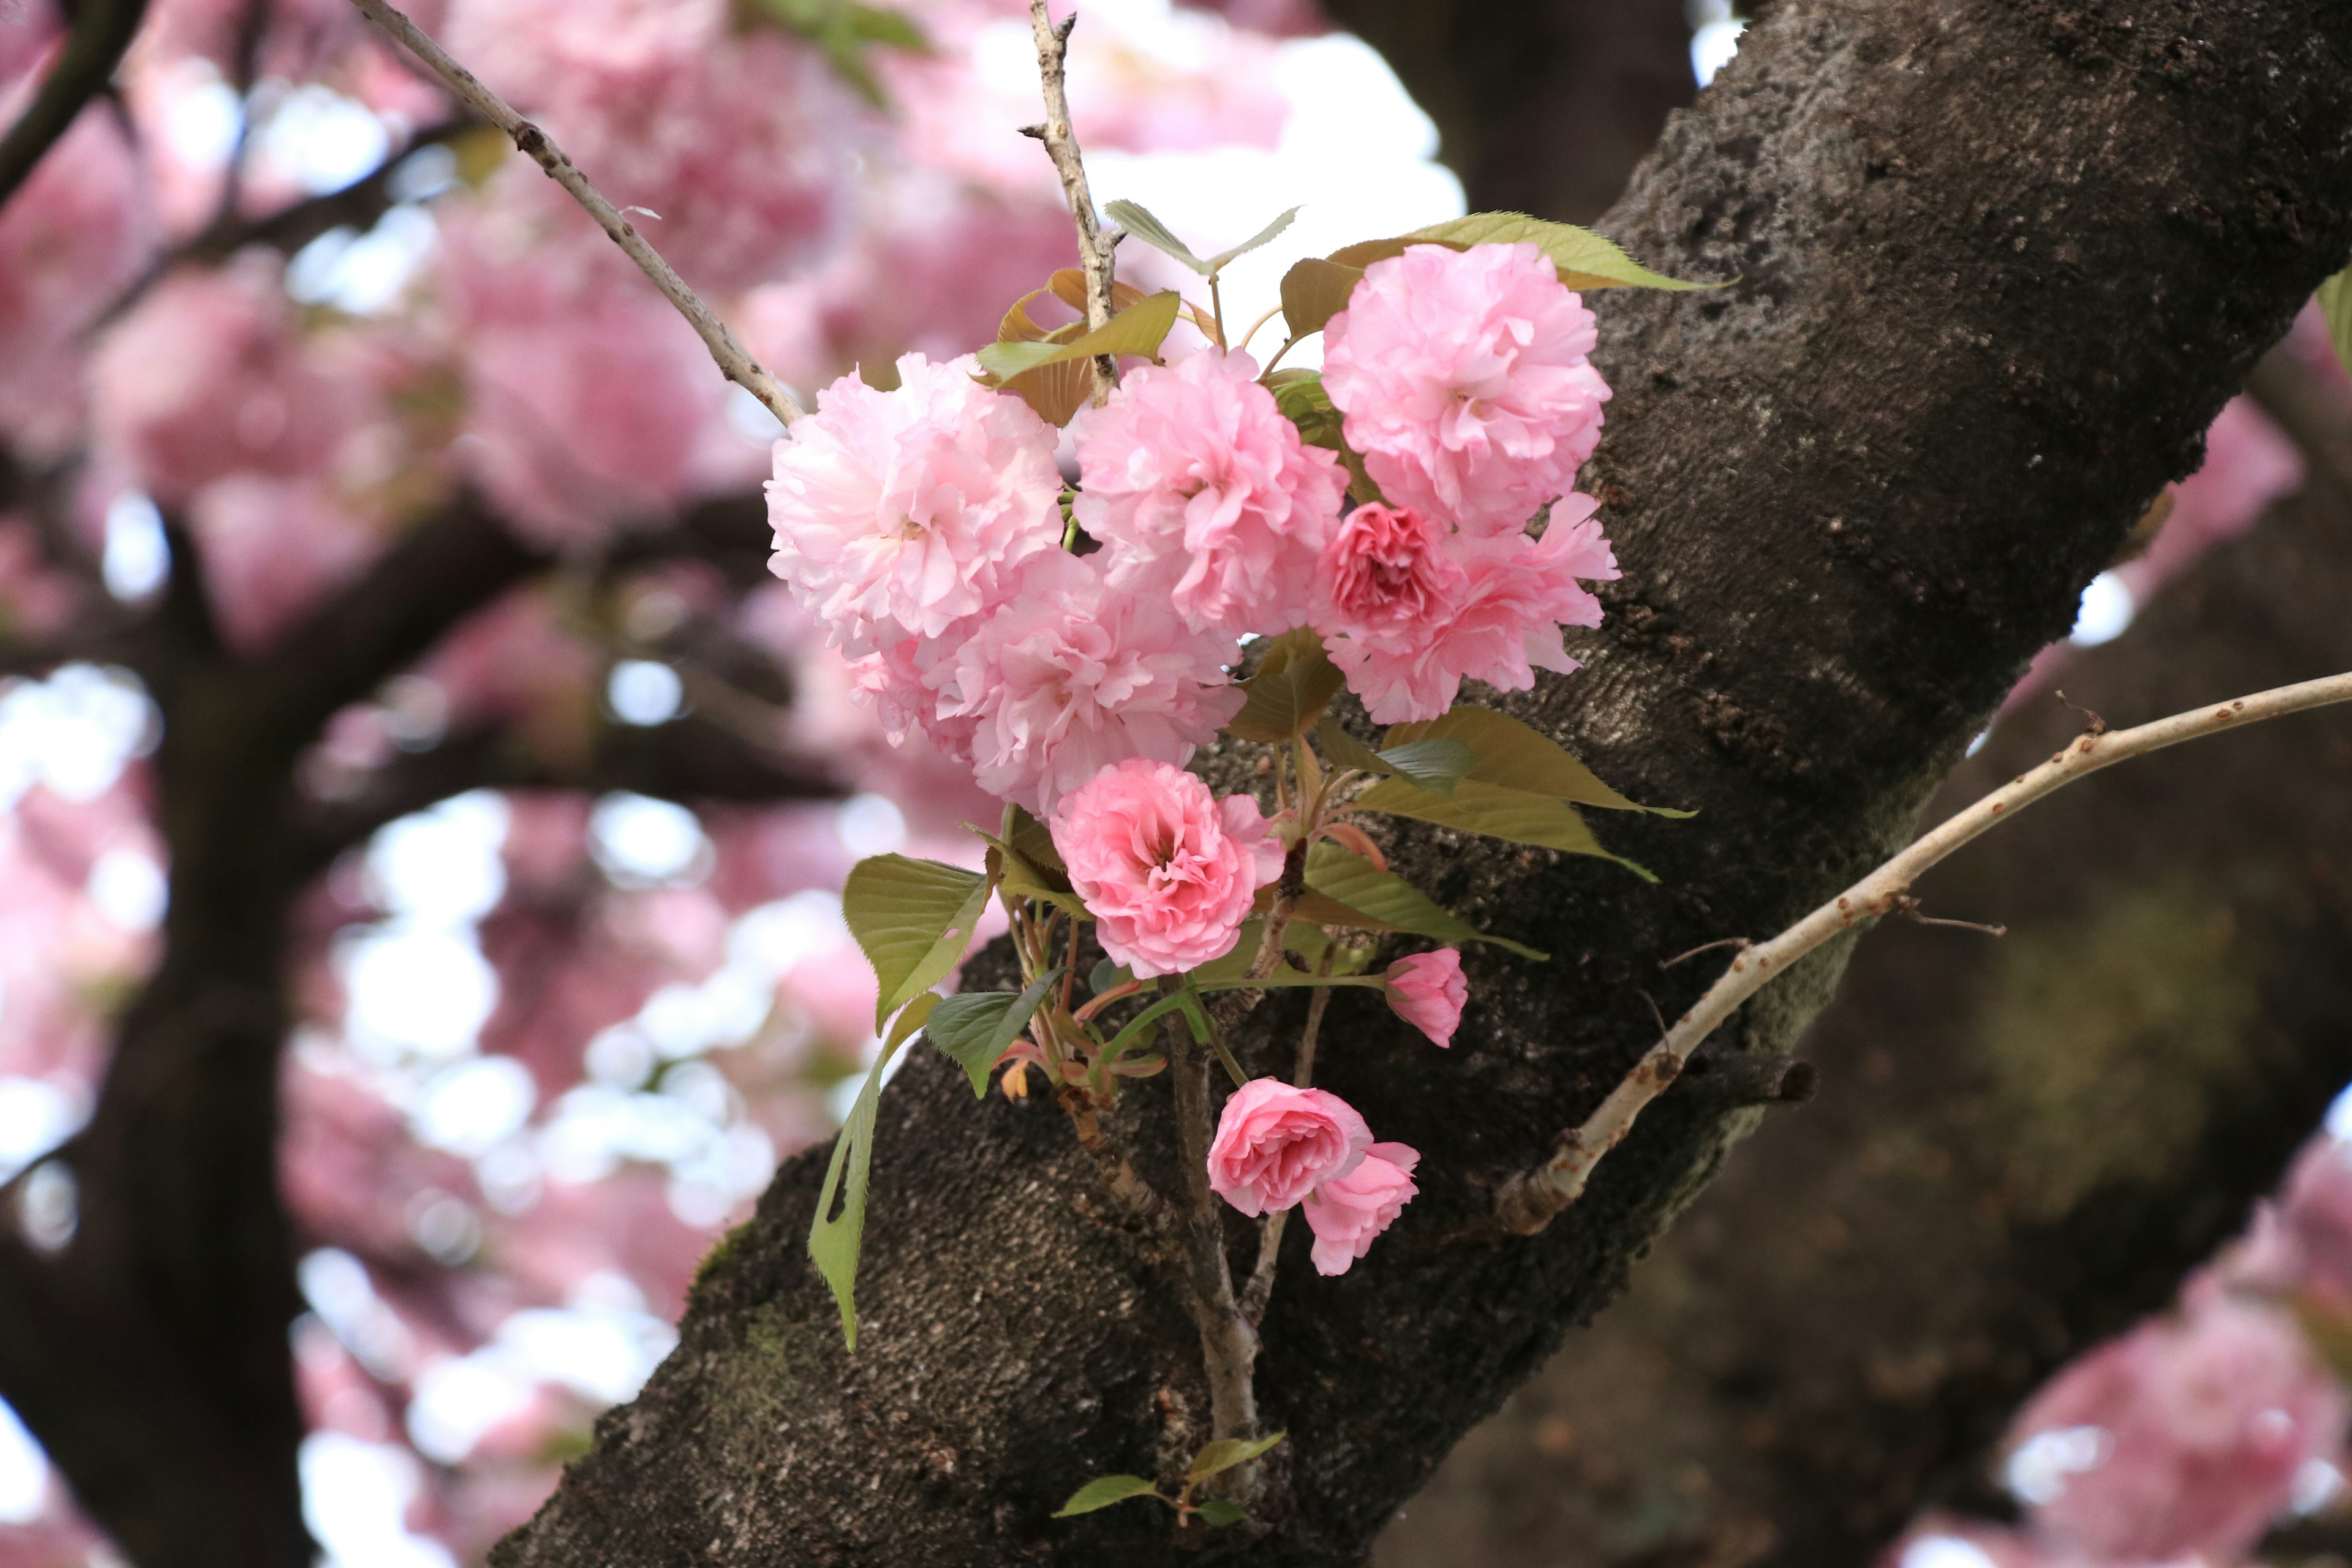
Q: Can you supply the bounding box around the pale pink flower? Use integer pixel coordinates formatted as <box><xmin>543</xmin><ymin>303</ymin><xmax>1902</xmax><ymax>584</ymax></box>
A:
<box><xmin>188</xmin><ymin>477</ymin><xmax>384</xmax><ymax>653</ymax></box>
<box><xmin>1207</xmin><ymin>1078</ymin><xmax>1371</xmax><ymax>1218</ymax></box>
<box><xmin>932</xmin><ymin>550</ymin><xmax>1243</xmax><ymax>815</ymax></box>
<box><xmin>1050</xmin><ymin>758</ymin><xmax>1280</xmax><ymax>978</ymax></box>
<box><xmin>1074</xmin><ymin>348</ymin><xmax>1345</xmax><ymax>635</ymax></box>
<box><xmin>1385</xmin><ymin>949</ymin><xmax>1466</xmax><ymax>1047</ymax></box>
<box><xmin>90</xmin><ymin>255</ymin><xmax>356</xmax><ymax>502</ymax></box>
<box><xmin>1303</xmin><ymin>1141</ymin><xmax>1420</xmax><ymax>1275</ymax></box>
<box><xmin>2003</xmin><ymin>1289</ymin><xmax>2346</xmax><ymax>1561</ymax></box>
<box><xmin>1325</xmin><ymin>497</ymin><xmax>1616</xmax><ymax>723</ymax></box>
<box><xmin>766</xmin><ymin>353</ymin><xmax>1063</xmax><ymax>655</ymax></box>
<box><xmin>1322</xmin><ymin>243</ymin><xmax>1611</xmax><ymax>533</ymax></box>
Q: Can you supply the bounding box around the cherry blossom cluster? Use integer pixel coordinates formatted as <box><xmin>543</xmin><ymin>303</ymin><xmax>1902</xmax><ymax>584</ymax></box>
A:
<box><xmin>763</xmin><ymin>238</ymin><xmax>1619</xmax><ymax>816</ymax></box>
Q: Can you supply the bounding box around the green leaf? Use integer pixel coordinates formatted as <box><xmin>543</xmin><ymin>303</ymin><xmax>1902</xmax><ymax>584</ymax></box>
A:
<box><xmin>974</xmin><ymin>291</ymin><xmax>1183</xmax><ymax>382</ymax></box>
<box><xmin>1225</xmin><ymin>628</ymin><xmax>1345</xmax><ymax>743</ymax></box>
<box><xmin>1278</xmin><ymin>256</ymin><xmax>1365</xmax><ymax>340</ymax></box>
<box><xmin>1314</xmin><ymin>713</ymin><xmax>1385</xmax><ymax>774</ymax></box>
<box><xmin>1105</xmin><ymin>202</ymin><xmax>1295</xmax><ymax>277</ymax></box>
<box><xmin>1269</xmin><ymin>373</ymin><xmax>1382</xmax><ymax>503</ymax></box>
<box><xmin>843</xmin><ymin>855</ymin><xmax>993</xmax><ymax>1031</ymax></box>
<box><xmin>1194</xmin><ymin>1499</ymin><xmax>1250</xmax><ymax>1528</ymax></box>
<box><xmin>925</xmin><ymin>967</ymin><xmax>1063</xmax><ymax>1096</ymax></box>
<box><xmin>1322</xmin><ymin>213</ymin><xmax>1714</xmax><ymax>293</ymax></box>
<box><xmin>1354</xmin><ymin>778</ymin><xmax>1655</xmax><ymax>882</ymax></box>
<box><xmin>1008</xmin><ymin>804</ymin><xmax>1065</xmax><ymax>872</ymax></box>
<box><xmin>2320</xmin><ymin>261</ymin><xmax>2352</xmax><ymax>376</ymax></box>
<box><xmin>1373</xmin><ymin>737</ymin><xmax>1476</xmax><ymax>797</ymax></box>
<box><xmin>1188</xmin><ymin>1431</ymin><xmax>1287</xmax><ymax>1482</ymax></box>
<box><xmin>1053</xmin><ymin>1474</ymin><xmax>1163</xmax><ymax>1517</ymax></box>
<box><xmin>1382</xmin><ymin>708</ymin><xmax>1692</xmax><ymax>815</ymax></box>
<box><xmin>1088</xmin><ymin>956</ymin><xmax>1126</xmax><ymax>995</ymax></box>
<box><xmin>806</xmin><ymin>992</ymin><xmax>936</xmax><ymax>1349</ymax></box>
<box><xmin>1303</xmin><ymin>842</ymin><xmax>1546</xmax><ymax>958</ymax></box>
<box><xmin>742</xmin><ymin>0</ymin><xmax>929</xmax><ymax>107</ymax></box>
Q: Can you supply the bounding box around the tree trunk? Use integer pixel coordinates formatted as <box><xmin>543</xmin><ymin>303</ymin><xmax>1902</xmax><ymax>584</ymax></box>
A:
<box><xmin>1376</xmin><ymin>478</ymin><xmax>2352</xmax><ymax>1567</ymax></box>
<box><xmin>494</xmin><ymin>3</ymin><xmax>2352</xmax><ymax>1564</ymax></box>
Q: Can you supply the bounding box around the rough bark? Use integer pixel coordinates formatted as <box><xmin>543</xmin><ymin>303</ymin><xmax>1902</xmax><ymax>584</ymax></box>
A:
<box><xmin>1376</xmin><ymin>481</ymin><xmax>2352</xmax><ymax>1568</ymax></box>
<box><xmin>495</xmin><ymin>4</ymin><xmax>2352</xmax><ymax>1565</ymax></box>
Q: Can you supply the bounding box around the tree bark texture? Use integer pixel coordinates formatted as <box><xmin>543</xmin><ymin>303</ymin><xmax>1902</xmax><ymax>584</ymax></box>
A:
<box><xmin>1375</xmin><ymin>481</ymin><xmax>2352</xmax><ymax>1568</ymax></box>
<box><xmin>497</xmin><ymin>5</ymin><xmax>2352</xmax><ymax>1564</ymax></box>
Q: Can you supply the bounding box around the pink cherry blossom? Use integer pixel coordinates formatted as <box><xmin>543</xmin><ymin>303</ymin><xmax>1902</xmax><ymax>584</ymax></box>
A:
<box><xmin>1385</xmin><ymin>949</ymin><xmax>1466</xmax><ymax>1047</ymax></box>
<box><xmin>766</xmin><ymin>352</ymin><xmax>1064</xmax><ymax>655</ymax></box>
<box><xmin>1324</xmin><ymin>496</ymin><xmax>1618</xmax><ymax>723</ymax></box>
<box><xmin>1049</xmin><ymin>758</ymin><xmax>1281</xmax><ymax>978</ymax></box>
<box><xmin>930</xmin><ymin>549</ymin><xmax>1243</xmax><ymax>815</ymax></box>
<box><xmin>1303</xmin><ymin>1140</ymin><xmax>1420</xmax><ymax>1275</ymax></box>
<box><xmin>187</xmin><ymin>476</ymin><xmax>386</xmax><ymax>653</ymax></box>
<box><xmin>2002</xmin><ymin>1288</ymin><xmax>2346</xmax><ymax>1561</ymax></box>
<box><xmin>1207</xmin><ymin>1078</ymin><xmax>1371</xmax><ymax>1218</ymax></box>
<box><xmin>1309</xmin><ymin>498</ymin><xmax>1468</xmax><ymax>657</ymax></box>
<box><xmin>90</xmin><ymin>255</ymin><xmax>357</xmax><ymax>502</ymax></box>
<box><xmin>1322</xmin><ymin>242</ymin><xmax>1611</xmax><ymax>533</ymax></box>
<box><xmin>1073</xmin><ymin>347</ymin><xmax>1346</xmax><ymax>635</ymax></box>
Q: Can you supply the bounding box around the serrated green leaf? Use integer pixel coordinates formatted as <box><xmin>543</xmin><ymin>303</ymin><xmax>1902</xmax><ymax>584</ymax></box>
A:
<box><xmin>1196</xmin><ymin>1499</ymin><xmax>1249</xmax><ymax>1526</ymax></box>
<box><xmin>974</xmin><ymin>291</ymin><xmax>1183</xmax><ymax>382</ymax></box>
<box><xmin>2320</xmin><ymin>262</ymin><xmax>2352</xmax><ymax>376</ymax></box>
<box><xmin>807</xmin><ymin>992</ymin><xmax>935</xmax><ymax>1349</ymax></box>
<box><xmin>1278</xmin><ymin>255</ymin><xmax>1365</xmax><ymax>340</ymax></box>
<box><xmin>1382</xmin><ymin>708</ymin><xmax>1691</xmax><ymax>815</ymax></box>
<box><xmin>1200</xmin><ymin>206</ymin><xmax>1298</xmax><ymax>273</ymax></box>
<box><xmin>1008</xmin><ymin>804</ymin><xmax>1065</xmax><ymax>872</ymax></box>
<box><xmin>1374</xmin><ymin>737</ymin><xmax>1476</xmax><ymax>797</ymax></box>
<box><xmin>1303</xmin><ymin>842</ymin><xmax>1545</xmax><ymax>958</ymax></box>
<box><xmin>1225</xmin><ymin>628</ymin><xmax>1344</xmax><ymax>743</ymax></box>
<box><xmin>843</xmin><ymin>855</ymin><xmax>993</xmax><ymax>1031</ymax></box>
<box><xmin>1188</xmin><ymin>1431</ymin><xmax>1286</xmax><ymax>1481</ymax></box>
<box><xmin>926</xmin><ymin>968</ymin><xmax>1063</xmax><ymax>1096</ymax></box>
<box><xmin>1354</xmin><ymin>778</ymin><xmax>1655</xmax><ymax>882</ymax></box>
<box><xmin>1406</xmin><ymin>213</ymin><xmax>1712</xmax><ymax>290</ymax></box>
<box><xmin>1104</xmin><ymin>199</ymin><xmax>1207</xmax><ymax>273</ymax></box>
<box><xmin>1054</xmin><ymin>1474</ymin><xmax>1163</xmax><ymax>1517</ymax></box>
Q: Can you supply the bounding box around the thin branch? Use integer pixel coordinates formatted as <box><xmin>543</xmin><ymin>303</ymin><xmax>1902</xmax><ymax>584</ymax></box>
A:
<box><xmin>1161</xmin><ymin>994</ymin><xmax>1260</xmax><ymax>1451</ymax></box>
<box><xmin>1023</xmin><ymin>0</ymin><xmax>1120</xmax><ymax>407</ymax></box>
<box><xmin>1238</xmin><ymin>950</ymin><xmax>1336</xmax><ymax>1327</ymax></box>
<box><xmin>0</xmin><ymin>0</ymin><xmax>151</xmax><ymax>210</ymax></box>
<box><xmin>344</xmin><ymin>0</ymin><xmax>802</xmax><ymax>428</ymax></box>
<box><xmin>1494</xmin><ymin>668</ymin><xmax>2352</xmax><ymax>1236</ymax></box>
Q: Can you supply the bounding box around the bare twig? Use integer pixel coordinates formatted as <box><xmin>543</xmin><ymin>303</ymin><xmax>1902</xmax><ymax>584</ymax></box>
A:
<box><xmin>1161</xmin><ymin>994</ymin><xmax>1260</xmax><ymax>1455</ymax></box>
<box><xmin>1660</xmin><ymin>935</ymin><xmax>1752</xmax><ymax>971</ymax></box>
<box><xmin>344</xmin><ymin>0</ymin><xmax>802</xmax><ymax>427</ymax></box>
<box><xmin>1023</xmin><ymin>0</ymin><xmax>1121</xmax><ymax>407</ymax></box>
<box><xmin>0</xmin><ymin>0</ymin><xmax>150</xmax><ymax>211</ymax></box>
<box><xmin>1494</xmin><ymin>669</ymin><xmax>2352</xmax><ymax>1235</ymax></box>
<box><xmin>1054</xmin><ymin>1088</ymin><xmax>1170</xmax><ymax>1226</ymax></box>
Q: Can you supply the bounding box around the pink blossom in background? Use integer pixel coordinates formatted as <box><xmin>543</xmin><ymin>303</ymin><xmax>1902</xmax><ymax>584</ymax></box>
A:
<box><xmin>1074</xmin><ymin>347</ymin><xmax>1346</xmax><ymax>635</ymax></box>
<box><xmin>766</xmin><ymin>352</ymin><xmax>1064</xmax><ymax>652</ymax></box>
<box><xmin>932</xmin><ymin>549</ymin><xmax>1243</xmax><ymax>814</ymax></box>
<box><xmin>91</xmin><ymin>255</ymin><xmax>361</xmax><ymax>503</ymax></box>
<box><xmin>1207</xmin><ymin>1077</ymin><xmax>1371</xmax><ymax>1218</ymax></box>
<box><xmin>1385</xmin><ymin>949</ymin><xmax>1466</xmax><ymax>1047</ymax></box>
<box><xmin>443</xmin><ymin>0</ymin><xmax>853</xmax><ymax>292</ymax></box>
<box><xmin>437</xmin><ymin>215</ymin><xmax>732</xmax><ymax>547</ymax></box>
<box><xmin>2115</xmin><ymin>394</ymin><xmax>2305</xmax><ymax>608</ymax></box>
<box><xmin>1323</xmin><ymin>243</ymin><xmax>1611</xmax><ymax>534</ymax></box>
<box><xmin>2002</xmin><ymin>1288</ymin><xmax>2346</xmax><ymax>1561</ymax></box>
<box><xmin>188</xmin><ymin>476</ymin><xmax>386</xmax><ymax>652</ymax></box>
<box><xmin>1050</xmin><ymin>758</ymin><xmax>1281</xmax><ymax>978</ymax></box>
<box><xmin>1877</xmin><ymin>1520</ymin><xmax>2108</xmax><ymax>1568</ymax></box>
<box><xmin>0</xmin><ymin>91</ymin><xmax>153</xmax><ymax>459</ymax></box>
<box><xmin>1303</xmin><ymin>1140</ymin><xmax>1419</xmax><ymax>1275</ymax></box>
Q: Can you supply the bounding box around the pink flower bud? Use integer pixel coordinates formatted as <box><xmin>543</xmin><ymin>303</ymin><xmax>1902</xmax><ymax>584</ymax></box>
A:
<box><xmin>1385</xmin><ymin>949</ymin><xmax>1467</xmax><ymax>1047</ymax></box>
<box><xmin>1303</xmin><ymin>1141</ymin><xmax>1420</xmax><ymax>1276</ymax></box>
<box><xmin>1206</xmin><ymin>1079</ymin><xmax>1370</xmax><ymax>1218</ymax></box>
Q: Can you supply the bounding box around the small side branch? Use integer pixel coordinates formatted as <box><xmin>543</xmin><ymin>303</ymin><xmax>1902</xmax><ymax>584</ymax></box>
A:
<box><xmin>345</xmin><ymin>0</ymin><xmax>802</xmax><ymax>428</ymax></box>
<box><xmin>1495</xmin><ymin>668</ymin><xmax>2352</xmax><ymax>1235</ymax></box>
<box><xmin>1023</xmin><ymin>0</ymin><xmax>1120</xmax><ymax>405</ymax></box>
<box><xmin>1163</xmin><ymin>1004</ymin><xmax>1260</xmax><ymax>1451</ymax></box>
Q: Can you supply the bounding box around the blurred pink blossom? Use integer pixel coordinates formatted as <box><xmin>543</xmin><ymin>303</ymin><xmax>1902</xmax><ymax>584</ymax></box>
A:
<box><xmin>189</xmin><ymin>475</ymin><xmax>386</xmax><ymax>652</ymax></box>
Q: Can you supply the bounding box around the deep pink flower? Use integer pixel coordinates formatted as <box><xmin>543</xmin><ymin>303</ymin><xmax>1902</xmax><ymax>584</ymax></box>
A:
<box><xmin>1050</xmin><ymin>758</ymin><xmax>1281</xmax><ymax>978</ymax></box>
<box><xmin>2002</xmin><ymin>1288</ymin><xmax>2346</xmax><ymax>1561</ymax></box>
<box><xmin>1303</xmin><ymin>1141</ymin><xmax>1420</xmax><ymax>1275</ymax></box>
<box><xmin>1321</xmin><ymin>242</ymin><xmax>1610</xmax><ymax>533</ymax></box>
<box><xmin>931</xmin><ymin>550</ymin><xmax>1243</xmax><ymax>815</ymax></box>
<box><xmin>1325</xmin><ymin>496</ymin><xmax>1617</xmax><ymax>723</ymax></box>
<box><xmin>1207</xmin><ymin>1078</ymin><xmax>1371</xmax><ymax>1218</ymax></box>
<box><xmin>1385</xmin><ymin>949</ymin><xmax>1466</xmax><ymax>1047</ymax></box>
<box><xmin>1073</xmin><ymin>347</ymin><xmax>1346</xmax><ymax>635</ymax></box>
<box><xmin>1308</xmin><ymin>499</ymin><xmax>1467</xmax><ymax>658</ymax></box>
<box><xmin>766</xmin><ymin>352</ymin><xmax>1063</xmax><ymax>655</ymax></box>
